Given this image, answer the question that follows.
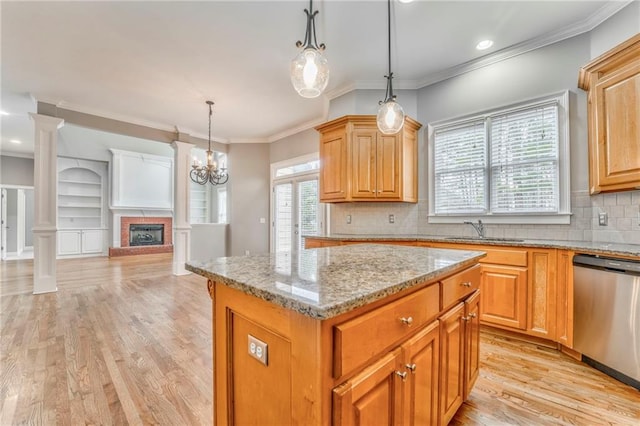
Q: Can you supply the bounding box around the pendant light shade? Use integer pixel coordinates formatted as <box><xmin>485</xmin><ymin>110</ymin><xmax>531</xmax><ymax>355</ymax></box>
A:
<box><xmin>290</xmin><ymin>0</ymin><xmax>329</xmax><ymax>98</ymax></box>
<box><xmin>377</xmin><ymin>0</ymin><xmax>404</xmax><ymax>134</ymax></box>
<box><xmin>377</xmin><ymin>98</ymin><xmax>405</xmax><ymax>135</ymax></box>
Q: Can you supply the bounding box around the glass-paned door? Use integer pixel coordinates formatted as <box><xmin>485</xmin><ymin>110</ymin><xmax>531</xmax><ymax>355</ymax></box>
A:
<box><xmin>273</xmin><ymin>177</ymin><xmax>321</xmax><ymax>254</ymax></box>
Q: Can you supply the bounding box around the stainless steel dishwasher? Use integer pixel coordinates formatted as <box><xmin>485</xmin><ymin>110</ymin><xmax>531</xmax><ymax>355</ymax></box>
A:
<box><xmin>573</xmin><ymin>254</ymin><xmax>640</xmax><ymax>390</ymax></box>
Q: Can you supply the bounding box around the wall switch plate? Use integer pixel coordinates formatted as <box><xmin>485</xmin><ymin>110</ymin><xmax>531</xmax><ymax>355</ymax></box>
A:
<box><xmin>248</xmin><ymin>334</ymin><xmax>268</xmax><ymax>366</ymax></box>
<box><xmin>346</xmin><ymin>215</ymin><xmax>352</xmax><ymax>224</ymax></box>
<box><xmin>389</xmin><ymin>214</ymin><xmax>395</xmax><ymax>224</ymax></box>
<box><xmin>259</xmin><ymin>217</ymin><xmax>266</xmax><ymax>224</ymax></box>
<box><xmin>598</xmin><ymin>212</ymin><xmax>608</xmax><ymax>226</ymax></box>
<box><xmin>245</xmin><ymin>250</ymin><xmax>250</xmax><ymax>255</ymax></box>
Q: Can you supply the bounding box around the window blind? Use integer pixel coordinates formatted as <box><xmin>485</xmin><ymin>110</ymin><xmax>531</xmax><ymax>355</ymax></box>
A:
<box><xmin>490</xmin><ymin>104</ymin><xmax>559</xmax><ymax>213</ymax></box>
<box><xmin>433</xmin><ymin>121</ymin><xmax>486</xmax><ymax>214</ymax></box>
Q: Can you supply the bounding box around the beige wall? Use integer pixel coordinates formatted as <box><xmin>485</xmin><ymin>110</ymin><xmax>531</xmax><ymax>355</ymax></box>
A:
<box><xmin>269</xmin><ymin>128</ymin><xmax>318</xmax><ymax>164</ymax></box>
<box><xmin>0</xmin><ymin>155</ymin><xmax>34</xmax><ymax>186</ymax></box>
<box><xmin>228</xmin><ymin>143</ymin><xmax>270</xmax><ymax>256</ymax></box>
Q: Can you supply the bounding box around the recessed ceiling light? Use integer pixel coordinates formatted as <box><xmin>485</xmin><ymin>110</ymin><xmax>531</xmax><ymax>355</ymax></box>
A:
<box><xmin>9</xmin><ymin>139</ymin><xmax>22</xmax><ymax>144</ymax></box>
<box><xmin>398</xmin><ymin>0</ymin><xmax>414</xmax><ymax>3</ymax></box>
<box><xmin>0</xmin><ymin>110</ymin><xmax>9</xmax><ymax>116</ymax></box>
<box><xmin>476</xmin><ymin>40</ymin><xmax>494</xmax><ymax>50</ymax></box>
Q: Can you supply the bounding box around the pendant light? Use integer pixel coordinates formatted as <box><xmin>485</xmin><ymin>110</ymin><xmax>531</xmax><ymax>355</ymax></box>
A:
<box><xmin>377</xmin><ymin>0</ymin><xmax>405</xmax><ymax>135</ymax></box>
<box><xmin>190</xmin><ymin>101</ymin><xmax>229</xmax><ymax>186</ymax></box>
<box><xmin>290</xmin><ymin>0</ymin><xmax>329</xmax><ymax>98</ymax></box>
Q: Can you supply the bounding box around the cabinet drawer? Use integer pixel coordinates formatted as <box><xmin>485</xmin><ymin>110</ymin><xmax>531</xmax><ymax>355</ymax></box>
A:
<box><xmin>333</xmin><ymin>283</ymin><xmax>440</xmax><ymax>378</ymax></box>
<box><xmin>442</xmin><ymin>265</ymin><xmax>481</xmax><ymax>310</ymax></box>
<box><xmin>481</xmin><ymin>248</ymin><xmax>527</xmax><ymax>267</ymax></box>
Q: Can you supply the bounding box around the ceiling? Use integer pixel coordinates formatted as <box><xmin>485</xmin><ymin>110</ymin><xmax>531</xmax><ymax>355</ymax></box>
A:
<box><xmin>0</xmin><ymin>0</ymin><xmax>628</xmax><ymax>155</ymax></box>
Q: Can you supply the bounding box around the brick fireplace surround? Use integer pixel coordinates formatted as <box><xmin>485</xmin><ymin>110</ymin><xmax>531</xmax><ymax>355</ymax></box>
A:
<box><xmin>109</xmin><ymin>216</ymin><xmax>173</xmax><ymax>257</ymax></box>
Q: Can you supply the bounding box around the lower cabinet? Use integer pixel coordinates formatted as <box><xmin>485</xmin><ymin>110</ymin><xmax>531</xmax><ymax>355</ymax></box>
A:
<box><xmin>464</xmin><ymin>290</ymin><xmax>480</xmax><ymax>400</ymax></box>
<box><xmin>439</xmin><ymin>303</ymin><xmax>465</xmax><ymax>425</ymax></box>
<box><xmin>480</xmin><ymin>264</ymin><xmax>527</xmax><ymax>330</ymax></box>
<box><xmin>58</xmin><ymin>229</ymin><xmax>104</xmax><ymax>256</ymax></box>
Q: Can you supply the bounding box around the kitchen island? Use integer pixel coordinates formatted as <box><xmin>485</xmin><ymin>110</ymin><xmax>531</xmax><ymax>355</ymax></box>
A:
<box><xmin>186</xmin><ymin>244</ymin><xmax>485</xmax><ymax>425</ymax></box>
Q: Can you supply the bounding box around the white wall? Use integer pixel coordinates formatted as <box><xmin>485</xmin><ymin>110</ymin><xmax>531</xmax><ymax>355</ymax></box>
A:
<box><xmin>590</xmin><ymin>1</ymin><xmax>640</xmax><ymax>58</ymax></box>
<box><xmin>328</xmin><ymin>89</ymin><xmax>418</xmax><ymax>120</ymax></box>
<box><xmin>228</xmin><ymin>143</ymin><xmax>270</xmax><ymax>255</ymax></box>
<box><xmin>270</xmin><ymin>128</ymin><xmax>318</xmax><ymax>164</ymax></box>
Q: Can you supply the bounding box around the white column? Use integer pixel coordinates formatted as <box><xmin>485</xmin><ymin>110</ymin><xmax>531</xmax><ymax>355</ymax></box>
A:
<box><xmin>29</xmin><ymin>113</ymin><xmax>64</xmax><ymax>294</ymax></box>
<box><xmin>172</xmin><ymin>141</ymin><xmax>194</xmax><ymax>275</ymax></box>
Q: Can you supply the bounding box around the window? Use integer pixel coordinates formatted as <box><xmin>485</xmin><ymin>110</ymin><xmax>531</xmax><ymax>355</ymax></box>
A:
<box><xmin>217</xmin><ymin>187</ymin><xmax>227</xmax><ymax>223</ymax></box>
<box><xmin>429</xmin><ymin>91</ymin><xmax>570</xmax><ymax>224</ymax></box>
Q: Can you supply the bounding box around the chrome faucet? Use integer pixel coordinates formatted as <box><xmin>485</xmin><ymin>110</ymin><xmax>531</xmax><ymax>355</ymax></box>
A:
<box><xmin>464</xmin><ymin>220</ymin><xmax>485</xmax><ymax>238</ymax></box>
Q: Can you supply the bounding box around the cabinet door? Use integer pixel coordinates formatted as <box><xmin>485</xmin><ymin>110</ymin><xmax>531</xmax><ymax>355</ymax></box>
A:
<box><xmin>333</xmin><ymin>349</ymin><xmax>403</xmax><ymax>426</ymax></box>
<box><xmin>480</xmin><ymin>264</ymin><xmax>527</xmax><ymax>330</ymax></box>
<box><xmin>590</xmin><ymin>60</ymin><xmax>640</xmax><ymax>193</ymax></box>
<box><xmin>464</xmin><ymin>290</ymin><xmax>480</xmax><ymax>400</ymax></box>
<box><xmin>351</xmin><ymin>128</ymin><xmax>378</xmax><ymax>199</ymax></box>
<box><xmin>58</xmin><ymin>230</ymin><xmax>81</xmax><ymax>255</ymax></box>
<box><xmin>319</xmin><ymin>127</ymin><xmax>348</xmax><ymax>201</ymax></box>
<box><xmin>402</xmin><ymin>320</ymin><xmax>439</xmax><ymax>426</ymax></box>
<box><xmin>81</xmin><ymin>229</ymin><xmax>103</xmax><ymax>254</ymax></box>
<box><xmin>376</xmin><ymin>133</ymin><xmax>401</xmax><ymax>199</ymax></box>
<box><xmin>439</xmin><ymin>302</ymin><xmax>465</xmax><ymax>426</ymax></box>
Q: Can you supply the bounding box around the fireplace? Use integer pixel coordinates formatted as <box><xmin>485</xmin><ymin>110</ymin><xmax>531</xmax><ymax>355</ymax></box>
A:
<box><xmin>109</xmin><ymin>216</ymin><xmax>173</xmax><ymax>257</ymax></box>
<box><xmin>129</xmin><ymin>224</ymin><xmax>164</xmax><ymax>246</ymax></box>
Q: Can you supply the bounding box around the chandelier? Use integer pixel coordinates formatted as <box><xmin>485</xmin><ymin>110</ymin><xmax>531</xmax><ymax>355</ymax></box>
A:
<box><xmin>190</xmin><ymin>101</ymin><xmax>229</xmax><ymax>186</ymax></box>
<box><xmin>290</xmin><ymin>0</ymin><xmax>329</xmax><ymax>98</ymax></box>
<box><xmin>377</xmin><ymin>0</ymin><xmax>405</xmax><ymax>135</ymax></box>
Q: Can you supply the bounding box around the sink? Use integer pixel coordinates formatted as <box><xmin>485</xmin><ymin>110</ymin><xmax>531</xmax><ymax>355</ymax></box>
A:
<box><xmin>444</xmin><ymin>237</ymin><xmax>525</xmax><ymax>242</ymax></box>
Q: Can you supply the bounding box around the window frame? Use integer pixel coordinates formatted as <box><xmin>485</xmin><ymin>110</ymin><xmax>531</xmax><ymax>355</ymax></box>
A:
<box><xmin>427</xmin><ymin>90</ymin><xmax>571</xmax><ymax>225</ymax></box>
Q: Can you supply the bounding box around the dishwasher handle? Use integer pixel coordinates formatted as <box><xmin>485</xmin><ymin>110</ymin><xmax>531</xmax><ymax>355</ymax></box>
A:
<box><xmin>574</xmin><ymin>254</ymin><xmax>640</xmax><ymax>275</ymax></box>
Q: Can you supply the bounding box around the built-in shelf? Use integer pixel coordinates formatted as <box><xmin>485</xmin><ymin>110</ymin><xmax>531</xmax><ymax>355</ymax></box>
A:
<box><xmin>57</xmin><ymin>158</ymin><xmax>108</xmax><ymax>257</ymax></box>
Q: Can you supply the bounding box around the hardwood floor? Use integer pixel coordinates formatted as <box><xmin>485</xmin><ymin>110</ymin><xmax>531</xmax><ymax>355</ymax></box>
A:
<box><xmin>1</xmin><ymin>254</ymin><xmax>638</xmax><ymax>425</ymax></box>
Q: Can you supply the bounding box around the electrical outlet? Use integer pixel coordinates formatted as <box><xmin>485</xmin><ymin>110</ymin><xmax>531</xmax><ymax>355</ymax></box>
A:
<box><xmin>248</xmin><ymin>334</ymin><xmax>268</xmax><ymax>366</ymax></box>
<box><xmin>389</xmin><ymin>214</ymin><xmax>395</xmax><ymax>224</ymax></box>
<box><xmin>598</xmin><ymin>212</ymin><xmax>608</xmax><ymax>226</ymax></box>
<box><xmin>346</xmin><ymin>214</ymin><xmax>352</xmax><ymax>224</ymax></box>
<box><xmin>245</xmin><ymin>250</ymin><xmax>250</xmax><ymax>255</ymax></box>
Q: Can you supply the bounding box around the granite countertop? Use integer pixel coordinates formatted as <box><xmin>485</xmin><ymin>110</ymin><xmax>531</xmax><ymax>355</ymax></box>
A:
<box><xmin>307</xmin><ymin>234</ymin><xmax>640</xmax><ymax>258</ymax></box>
<box><xmin>186</xmin><ymin>244</ymin><xmax>485</xmax><ymax>320</ymax></box>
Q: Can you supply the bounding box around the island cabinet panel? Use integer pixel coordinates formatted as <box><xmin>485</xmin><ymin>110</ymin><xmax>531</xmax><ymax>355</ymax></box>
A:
<box><xmin>401</xmin><ymin>320</ymin><xmax>440</xmax><ymax>426</ymax></box>
<box><xmin>333</xmin><ymin>349</ymin><xmax>404</xmax><ymax>426</ymax></box>
<box><xmin>441</xmin><ymin>264</ymin><xmax>481</xmax><ymax>310</ymax></box>
<box><xmin>334</xmin><ymin>283</ymin><xmax>440</xmax><ymax>379</ymax></box>
<box><xmin>480</xmin><ymin>264</ymin><xmax>528</xmax><ymax>330</ymax></box>
<box><xmin>439</xmin><ymin>302</ymin><xmax>465</xmax><ymax>425</ymax></box>
<box><xmin>578</xmin><ymin>33</ymin><xmax>640</xmax><ymax>194</ymax></box>
<box><xmin>231</xmin><ymin>313</ymin><xmax>292</xmax><ymax>425</ymax></box>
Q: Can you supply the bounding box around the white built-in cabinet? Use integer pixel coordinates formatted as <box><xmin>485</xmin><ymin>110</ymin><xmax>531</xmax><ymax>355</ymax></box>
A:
<box><xmin>57</xmin><ymin>158</ymin><xmax>108</xmax><ymax>257</ymax></box>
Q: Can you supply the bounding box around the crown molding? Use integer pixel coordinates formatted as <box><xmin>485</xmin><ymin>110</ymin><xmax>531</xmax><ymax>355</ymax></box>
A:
<box><xmin>34</xmin><ymin>95</ymin><xmax>178</xmax><ymax>133</ymax></box>
<box><xmin>266</xmin><ymin>96</ymin><xmax>331</xmax><ymax>143</ymax></box>
<box><xmin>416</xmin><ymin>1</ymin><xmax>633</xmax><ymax>88</ymax></box>
<box><xmin>0</xmin><ymin>150</ymin><xmax>34</xmax><ymax>159</ymax></box>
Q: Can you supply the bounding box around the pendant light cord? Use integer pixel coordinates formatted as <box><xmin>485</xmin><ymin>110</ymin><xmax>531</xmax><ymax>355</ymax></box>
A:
<box><xmin>387</xmin><ymin>0</ymin><xmax>391</xmax><ymax>79</ymax></box>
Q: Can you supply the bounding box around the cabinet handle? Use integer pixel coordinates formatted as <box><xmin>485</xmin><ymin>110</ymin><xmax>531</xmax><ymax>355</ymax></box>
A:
<box><xmin>396</xmin><ymin>371</ymin><xmax>408</xmax><ymax>381</ymax></box>
<box><xmin>462</xmin><ymin>316</ymin><xmax>471</xmax><ymax>322</ymax></box>
<box><xmin>405</xmin><ymin>363</ymin><xmax>417</xmax><ymax>373</ymax></box>
<box><xmin>468</xmin><ymin>312</ymin><xmax>477</xmax><ymax>318</ymax></box>
<box><xmin>461</xmin><ymin>281</ymin><xmax>472</xmax><ymax>287</ymax></box>
<box><xmin>399</xmin><ymin>316</ymin><xmax>413</xmax><ymax>325</ymax></box>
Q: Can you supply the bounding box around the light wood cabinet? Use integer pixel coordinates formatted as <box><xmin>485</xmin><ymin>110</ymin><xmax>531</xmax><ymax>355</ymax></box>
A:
<box><xmin>210</xmin><ymin>261</ymin><xmax>481</xmax><ymax>425</ymax></box>
<box><xmin>438</xmin><ymin>302</ymin><xmax>465</xmax><ymax>425</ymax></box>
<box><xmin>556</xmin><ymin>250</ymin><xmax>574</xmax><ymax>348</ymax></box>
<box><xmin>464</xmin><ymin>290</ymin><xmax>480</xmax><ymax>400</ymax></box>
<box><xmin>578</xmin><ymin>33</ymin><xmax>640</xmax><ymax>194</ymax></box>
<box><xmin>315</xmin><ymin>115</ymin><xmax>421</xmax><ymax>203</ymax></box>
<box><xmin>480</xmin><ymin>264</ymin><xmax>528</xmax><ymax>330</ymax></box>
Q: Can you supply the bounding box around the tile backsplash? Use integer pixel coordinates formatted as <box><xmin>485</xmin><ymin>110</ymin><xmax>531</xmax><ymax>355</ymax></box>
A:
<box><xmin>329</xmin><ymin>190</ymin><xmax>640</xmax><ymax>245</ymax></box>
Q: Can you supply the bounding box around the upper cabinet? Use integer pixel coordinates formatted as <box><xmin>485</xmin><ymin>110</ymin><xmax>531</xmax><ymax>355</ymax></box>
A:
<box><xmin>578</xmin><ymin>33</ymin><xmax>640</xmax><ymax>194</ymax></box>
<box><xmin>315</xmin><ymin>115</ymin><xmax>421</xmax><ymax>203</ymax></box>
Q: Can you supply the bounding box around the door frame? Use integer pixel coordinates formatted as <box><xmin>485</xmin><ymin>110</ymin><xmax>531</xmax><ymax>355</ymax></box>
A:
<box><xmin>0</xmin><ymin>184</ymin><xmax>34</xmax><ymax>260</ymax></box>
<box><xmin>270</xmin><ymin>153</ymin><xmax>325</xmax><ymax>253</ymax></box>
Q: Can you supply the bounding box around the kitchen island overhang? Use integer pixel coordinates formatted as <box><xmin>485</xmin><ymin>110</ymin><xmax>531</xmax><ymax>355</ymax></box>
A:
<box><xmin>187</xmin><ymin>243</ymin><xmax>486</xmax><ymax>425</ymax></box>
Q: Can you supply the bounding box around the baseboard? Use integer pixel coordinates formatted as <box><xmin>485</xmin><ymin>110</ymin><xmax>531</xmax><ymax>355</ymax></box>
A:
<box><xmin>560</xmin><ymin>344</ymin><xmax>582</xmax><ymax>361</ymax></box>
<box><xmin>480</xmin><ymin>325</ymin><xmax>557</xmax><ymax>349</ymax></box>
